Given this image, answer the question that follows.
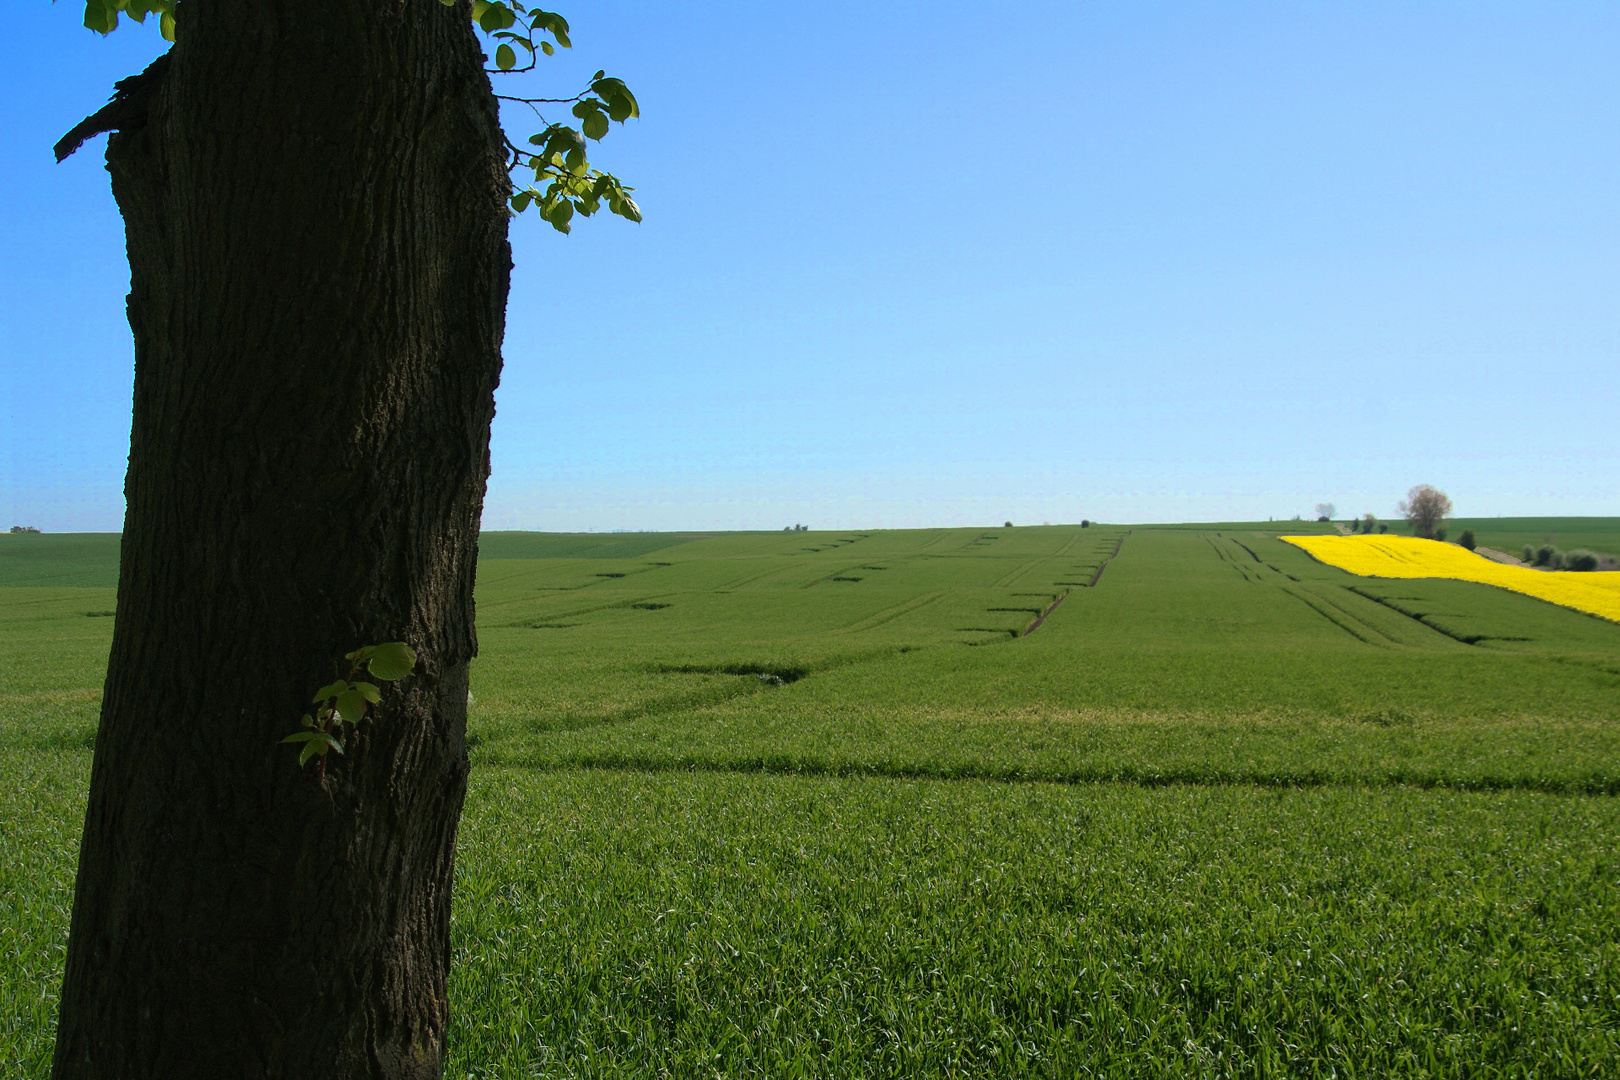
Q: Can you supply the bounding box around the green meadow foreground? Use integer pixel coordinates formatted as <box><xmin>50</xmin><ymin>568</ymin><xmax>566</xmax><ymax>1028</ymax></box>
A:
<box><xmin>4</xmin><ymin>521</ymin><xmax>1620</xmax><ymax>1076</ymax></box>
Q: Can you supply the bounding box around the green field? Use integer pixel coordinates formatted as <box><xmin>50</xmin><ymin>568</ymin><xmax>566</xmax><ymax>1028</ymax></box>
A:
<box><xmin>0</xmin><ymin>533</ymin><xmax>120</xmax><ymax>588</ymax></box>
<box><xmin>1447</xmin><ymin>518</ymin><xmax>1620</xmax><ymax>560</ymax></box>
<box><xmin>4</xmin><ymin>522</ymin><xmax>1620</xmax><ymax>1076</ymax></box>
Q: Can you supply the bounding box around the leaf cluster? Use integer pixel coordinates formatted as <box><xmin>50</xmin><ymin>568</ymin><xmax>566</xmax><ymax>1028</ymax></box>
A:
<box><xmin>74</xmin><ymin>0</ymin><xmax>176</xmax><ymax>40</ymax></box>
<box><xmin>282</xmin><ymin>642</ymin><xmax>417</xmax><ymax>769</ymax></box>
<box><xmin>64</xmin><ymin>0</ymin><xmax>642</xmax><ymax>235</ymax></box>
<box><xmin>508</xmin><ymin>87</ymin><xmax>641</xmax><ymax>233</ymax></box>
<box><xmin>453</xmin><ymin>0</ymin><xmax>571</xmax><ymax>72</ymax></box>
<box><xmin>446</xmin><ymin>1</ymin><xmax>643</xmax><ymax>232</ymax></box>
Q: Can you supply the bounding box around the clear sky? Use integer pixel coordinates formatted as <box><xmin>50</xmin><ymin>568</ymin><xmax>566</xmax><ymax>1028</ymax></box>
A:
<box><xmin>3</xmin><ymin>1</ymin><xmax>1616</xmax><ymax>532</ymax></box>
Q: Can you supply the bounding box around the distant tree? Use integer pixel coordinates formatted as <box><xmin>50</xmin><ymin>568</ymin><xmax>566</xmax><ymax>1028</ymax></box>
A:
<box><xmin>1315</xmin><ymin>502</ymin><xmax>1336</xmax><ymax>522</ymax></box>
<box><xmin>8</xmin><ymin>525</ymin><xmax>42</xmax><ymax>533</ymax></box>
<box><xmin>1378</xmin><ymin>523</ymin><xmax>1388</xmax><ymax>533</ymax></box>
<box><xmin>1522</xmin><ymin>545</ymin><xmax>1534</xmax><ymax>563</ymax></box>
<box><xmin>1397</xmin><ymin>485</ymin><xmax>1452</xmax><ymax>540</ymax></box>
<box><xmin>1457</xmin><ymin>529</ymin><xmax>1476</xmax><ymax>551</ymax></box>
<box><xmin>1534</xmin><ymin>544</ymin><xmax>1563</xmax><ymax>569</ymax></box>
<box><xmin>1360</xmin><ymin>513</ymin><xmax>1377</xmax><ymax>534</ymax></box>
<box><xmin>1080</xmin><ymin>519</ymin><xmax>1091</xmax><ymax>528</ymax></box>
<box><xmin>1004</xmin><ymin>521</ymin><xmax>1013</xmax><ymax>528</ymax></box>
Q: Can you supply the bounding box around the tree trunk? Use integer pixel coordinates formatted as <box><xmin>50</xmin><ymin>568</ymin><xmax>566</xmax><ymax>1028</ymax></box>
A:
<box><xmin>52</xmin><ymin>3</ymin><xmax>510</xmax><ymax>1077</ymax></box>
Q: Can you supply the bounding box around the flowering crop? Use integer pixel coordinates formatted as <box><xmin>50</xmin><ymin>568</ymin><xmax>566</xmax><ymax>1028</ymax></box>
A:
<box><xmin>1283</xmin><ymin>534</ymin><xmax>1620</xmax><ymax>623</ymax></box>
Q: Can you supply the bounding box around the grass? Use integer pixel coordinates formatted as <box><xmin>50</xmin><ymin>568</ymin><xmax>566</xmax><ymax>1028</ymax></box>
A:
<box><xmin>0</xmin><ymin>752</ymin><xmax>82</xmax><ymax>1080</ymax></box>
<box><xmin>4</xmin><ymin>521</ymin><xmax>1620</xmax><ymax>1076</ymax></box>
<box><xmin>473</xmin><ymin>531</ymin><xmax>714</xmax><ymax>561</ymax></box>
<box><xmin>449</xmin><ymin>771</ymin><xmax>1620</xmax><ymax>1078</ymax></box>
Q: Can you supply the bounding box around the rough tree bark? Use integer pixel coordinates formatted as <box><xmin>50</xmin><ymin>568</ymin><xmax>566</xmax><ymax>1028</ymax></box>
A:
<box><xmin>52</xmin><ymin>2</ymin><xmax>510</xmax><ymax>1077</ymax></box>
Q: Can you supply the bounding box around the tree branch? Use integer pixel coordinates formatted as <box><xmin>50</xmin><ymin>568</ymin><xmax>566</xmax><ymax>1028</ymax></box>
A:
<box><xmin>54</xmin><ymin>53</ymin><xmax>171</xmax><ymax>163</ymax></box>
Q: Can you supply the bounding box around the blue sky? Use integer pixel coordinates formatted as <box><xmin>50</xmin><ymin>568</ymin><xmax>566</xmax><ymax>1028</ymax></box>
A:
<box><xmin>3</xmin><ymin>1</ymin><xmax>1616</xmax><ymax>532</ymax></box>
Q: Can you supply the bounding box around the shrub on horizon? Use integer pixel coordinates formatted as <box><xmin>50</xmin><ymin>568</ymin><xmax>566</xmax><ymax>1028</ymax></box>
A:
<box><xmin>1458</xmin><ymin>530</ymin><xmax>1476</xmax><ymax>551</ymax></box>
<box><xmin>1565</xmin><ymin>550</ymin><xmax>1600</xmax><ymax>572</ymax></box>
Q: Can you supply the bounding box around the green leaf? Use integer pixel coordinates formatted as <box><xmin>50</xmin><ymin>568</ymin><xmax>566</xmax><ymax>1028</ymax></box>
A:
<box><xmin>312</xmin><ymin>680</ymin><xmax>348</xmax><ymax>703</ymax></box>
<box><xmin>285</xmin><ymin>729</ymin><xmax>341</xmax><ymax>767</ymax></box>
<box><xmin>83</xmin><ymin>0</ymin><xmax>118</xmax><ymax>35</ymax></box>
<box><xmin>296</xmin><ymin>732</ymin><xmax>343</xmax><ymax>767</ymax></box>
<box><xmin>540</xmin><ymin>40</ymin><xmax>554</xmax><ymax>56</ymax></box>
<box><xmin>495</xmin><ymin>43</ymin><xmax>516</xmax><ymax>70</ymax></box>
<box><xmin>352</xmin><ymin>681</ymin><xmax>382</xmax><ymax>704</ymax></box>
<box><xmin>615</xmin><ymin>197</ymin><xmax>642</xmax><ymax>223</ymax></box>
<box><xmin>546</xmin><ymin>198</ymin><xmax>575</xmax><ymax>233</ymax></box>
<box><xmin>582</xmin><ymin>111</ymin><xmax>610</xmax><ymax>141</ymax></box>
<box><xmin>591</xmin><ymin>78</ymin><xmax>640</xmax><ymax>122</ymax></box>
<box><xmin>510</xmin><ymin>190</ymin><xmax>533</xmax><ymax>213</ymax></box>
<box><xmin>335</xmin><ymin>689</ymin><xmax>368</xmax><ymax>725</ymax></box>
<box><xmin>478</xmin><ymin>2</ymin><xmax>510</xmax><ymax>33</ymax></box>
<box><xmin>344</xmin><ymin>646</ymin><xmax>375</xmax><ymax>663</ymax></box>
<box><xmin>159</xmin><ymin>10</ymin><xmax>175</xmax><ymax>39</ymax></box>
<box><xmin>550</xmin><ymin>127</ymin><xmax>586</xmax><ymax>156</ymax></box>
<box><xmin>366</xmin><ymin>642</ymin><xmax>417</xmax><ymax>681</ymax></box>
<box><xmin>531</xmin><ymin>9</ymin><xmax>571</xmax><ymax>47</ymax></box>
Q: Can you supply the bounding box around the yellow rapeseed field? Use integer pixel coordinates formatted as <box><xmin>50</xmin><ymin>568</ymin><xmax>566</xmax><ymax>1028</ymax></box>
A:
<box><xmin>1282</xmin><ymin>534</ymin><xmax>1620</xmax><ymax>623</ymax></box>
